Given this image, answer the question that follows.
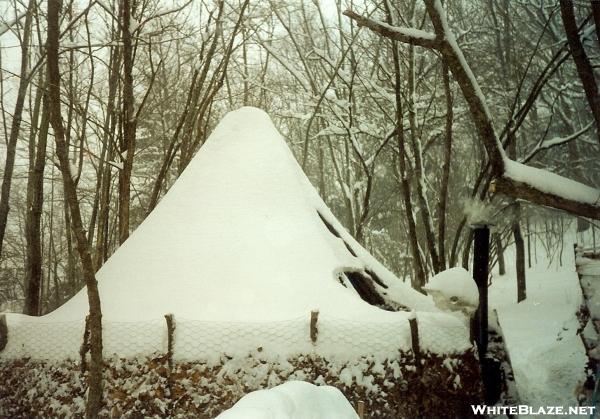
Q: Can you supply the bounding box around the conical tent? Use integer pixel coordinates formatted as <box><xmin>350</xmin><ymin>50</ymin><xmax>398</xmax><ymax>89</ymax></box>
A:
<box><xmin>1</xmin><ymin>107</ymin><xmax>474</xmax><ymax>363</ymax></box>
<box><xmin>42</xmin><ymin>107</ymin><xmax>432</xmax><ymax>323</ymax></box>
<box><xmin>0</xmin><ymin>108</ymin><xmax>481</xmax><ymax>418</ymax></box>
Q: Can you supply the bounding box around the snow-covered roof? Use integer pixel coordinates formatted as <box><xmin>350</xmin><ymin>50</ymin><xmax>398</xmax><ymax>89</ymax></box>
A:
<box><xmin>40</xmin><ymin>107</ymin><xmax>433</xmax><ymax>323</ymax></box>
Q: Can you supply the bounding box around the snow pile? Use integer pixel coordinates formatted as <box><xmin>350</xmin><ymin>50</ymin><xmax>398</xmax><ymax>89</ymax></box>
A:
<box><xmin>36</xmin><ymin>106</ymin><xmax>431</xmax><ymax>323</ymax></box>
<box><xmin>576</xmin><ymin>256</ymin><xmax>600</xmax><ymax>276</ymax></box>
<box><xmin>424</xmin><ymin>268</ymin><xmax>479</xmax><ymax>316</ymax></box>
<box><xmin>215</xmin><ymin>381</ymin><xmax>358</xmax><ymax>419</ymax></box>
<box><xmin>490</xmin><ymin>243</ymin><xmax>587</xmax><ymax>411</ymax></box>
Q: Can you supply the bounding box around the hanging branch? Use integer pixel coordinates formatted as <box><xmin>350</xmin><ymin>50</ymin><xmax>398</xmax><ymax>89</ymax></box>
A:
<box><xmin>344</xmin><ymin>0</ymin><xmax>600</xmax><ymax>220</ymax></box>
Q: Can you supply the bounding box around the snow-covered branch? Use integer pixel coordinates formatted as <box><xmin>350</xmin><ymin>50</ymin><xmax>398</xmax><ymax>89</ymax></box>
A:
<box><xmin>344</xmin><ymin>0</ymin><xmax>600</xmax><ymax>220</ymax></box>
<box><xmin>492</xmin><ymin>161</ymin><xmax>600</xmax><ymax>220</ymax></box>
<box><xmin>0</xmin><ymin>10</ymin><xmax>27</xmax><ymax>37</ymax></box>
<box><xmin>522</xmin><ymin>121</ymin><xmax>594</xmax><ymax>163</ymax></box>
<box><xmin>343</xmin><ymin>10</ymin><xmax>440</xmax><ymax>50</ymax></box>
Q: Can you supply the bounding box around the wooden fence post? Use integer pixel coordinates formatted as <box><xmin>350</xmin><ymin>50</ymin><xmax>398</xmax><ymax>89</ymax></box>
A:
<box><xmin>310</xmin><ymin>310</ymin><xmax>319</xmax><ymax>343</ymax></box>
<box><xmin>164</xmin><ymin>314</ymin><xmax>176</xmax><ymax>416</ymax></box>
<box><xmin>165</xmin><ymin>313</ymin><xmax>176</xmax><ymax>371</ymax></box>
<box><xmin>408</xmin><ymin>312</ymin><xmax>423</xmax><ymax>411</ymax></box>
<box><xmin>357</xmin><ymin>400</ymin><xmax>365</xmax><ymax>418</ymax></box>
<box><xmin>408</xmin><ymin>311</ymin><xmax>421</xmax><ymax>371</ymax></box>
<box><xmin>0</xmin><ymin>314</ymin><xmax>7</xmax><ymax>351</ymax></box>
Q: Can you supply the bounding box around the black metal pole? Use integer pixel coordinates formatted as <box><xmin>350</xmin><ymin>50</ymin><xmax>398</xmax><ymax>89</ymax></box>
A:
<box><xmin>473</xmin><ymin>224</ymin><xmax>490</xmax><ymax>358</ymax></box>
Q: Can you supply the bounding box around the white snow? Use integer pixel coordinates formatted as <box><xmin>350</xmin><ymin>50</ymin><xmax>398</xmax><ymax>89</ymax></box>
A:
<box><xmin>42</xmin><ymin>106</ymin><xmax>431</xmax><ymax>323</ymax></box>
<box><xmin>2</xmin><ymin>107</ymin><xmax>470</xmax><ymax>361</ymax></box>
<box><xmin>423</xmin><ymin>267</ymin><xmax>479</xmax><ymax>313</ymax></box>
<box><xmin>0</xmin><ymin>10</ymin><xmax>27</xmax><ymax>37</ymax></box>
<box><xmin>577</xmin><ymin>257</ymin><xmax>600</xmax><ymax>276</ymax></box>
<box><xmin>215</xmin><ymin>381</ymin><xmax>358</xmax><ymax>419</ymax></box>
<box><xmin>364</xmin><ymin>17</ymin><xmax>436</xmax><ymax>43</ymax></box>
<box><xmin>504</xmin><ymin>160</ymin><xmax>600</xmax><ymax>206</ymax></box>
<box><xmin>490</xmin><ymin>243</ymin><xmax>587</xmax><ymax>412</ymax></box>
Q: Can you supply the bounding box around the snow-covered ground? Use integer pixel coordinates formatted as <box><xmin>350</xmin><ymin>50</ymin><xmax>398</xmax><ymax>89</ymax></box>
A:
<box><xmin>489</xmin><ymin>238</ymin><xmax>587</xmax><ymax>415</ymax></box>
<box><xmin>215</xmin><ymin>381</ymin><xmax>358</xmax><ymax>419</ymax></box>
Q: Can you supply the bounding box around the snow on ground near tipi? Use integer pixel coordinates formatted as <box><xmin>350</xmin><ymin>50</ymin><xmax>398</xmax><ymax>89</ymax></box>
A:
<box><xmin>1</xmin><ymin>107</ymin><xmax>471</xmax><ymax>361</ymax></box>
<box><xmin>489</xmin><ymin>246</ymin><xmax>587</xmax><ymax>414</ymax></box>
<box><xmin>215</xmin><ymin>381</ymin><xmax>358</xmax><ymax>419</ymax></box>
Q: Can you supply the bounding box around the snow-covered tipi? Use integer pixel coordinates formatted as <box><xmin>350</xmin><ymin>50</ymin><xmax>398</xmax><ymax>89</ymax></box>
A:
<box><xmin>0</xmin><ymin>107</ymin><xmax>481</xmax><ymax>417</ymax></box>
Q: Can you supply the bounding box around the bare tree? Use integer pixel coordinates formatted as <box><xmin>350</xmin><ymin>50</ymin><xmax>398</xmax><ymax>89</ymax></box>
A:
<box><xmin>46</xmin><ymin>1</ymin><xmax>103</xmax><ymax>415</ymax></box>
<box><xmin>344</xmin><ymin>1</ymin><xmax>600</xmax><ymax>221</ymax></box>
<box><xmin>0</xmin><ymin>0</ymin><xmax>35</xmax><ymax>260</ymax></box>
<box><xmin>118</xmin><ymin>0</ymin><xmax>137</xmax><ymax>245</ymax></box>
<box><xmin>23</xmin><ymin>70</ymin><xmax>49</xmax><ymax>316</ymax></box>
<box><xmin>384</xmin><ymin>1</ymin><xmax>427</xmax><ymax>290</ymax></box>
<box><xmin>560</xmin><ymin>0</ymin><xmax>600</xmax><ymax>146</ymax></box>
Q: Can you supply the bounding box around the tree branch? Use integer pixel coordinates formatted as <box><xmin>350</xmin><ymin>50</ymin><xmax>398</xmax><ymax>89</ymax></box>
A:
<box><xmin>343</xmin><ymin>10</ymin><xmax>440</xmax><ymax>50</ymax></box>
<box><xmin>344</xmin><ymin>0</ymin><xmax>600</xmax><ymax>220</ymax></box>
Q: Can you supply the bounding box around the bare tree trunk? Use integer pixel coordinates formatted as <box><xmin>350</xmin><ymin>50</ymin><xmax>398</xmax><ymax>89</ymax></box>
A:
<box><xmin>592</xmin><ymin>1</ymin><xmax>600</xmax><ymax>48</ymax></box>
<box><xmin>526</xmin><ymin>216</ymin><xmax>532</xmax><ymax>268</ymax></box>
<box><xmin>46</xmin><ymin>2</ymin><xmax>103</xmax><ymax>416</ymax></box>
<box><xmin>385</xmin><ymin>1</ymin><xmax>426</xmax><ymax>290</ymax></box>
<box><xmin>318</xmin><ymin>146</ymin><xmax>326</xmax><ymax>199</ymax></box>
<box><xmin>508</xmin><ymin>131</ymin><xmax>526</xmax><ymax>301</ymax></box>
<box><xmin>560</xmin><ymin>0</ymin><xmax>600</xmax><ymax>146</ymax></box>
<box><xmin>503</xmin><ymin>3</ymin><xmax>527</xmax><ymax>301</ymax></box>
<box><xmin>437</xmin><ymin>59</ymin><xmax>453</xmax><ymax>270</ymax></box>
<box><xmin>0</xmin><ymin>0</ymin><xmax>35</xmax><ymax>259</ymax></box>
<box><xmin>64</xmin><ymin>199</ymin><xmax>78</xmax><ymax>293</ymax></box>
<box><xmin>242</xmin><ymin>26</ymin><xmax>249</xmax><ymax>105</ymax></box>
<box><xmin>514</xmin><ymin>208</ymin><xmax>526</xmax><ymax>302</ymax></box>
<box><xmin>407</xmin><ymin>36</ymin><xmax>441</xmax><ymax>273</ymax></box>
<box><xmin>495</xmin><ymin>233</ymin><xmax>506</xmax><ymax>276</ymax></box>
<box><xmin>94</xmin><ymin>45</ymin><xmax>121</xmax><ymax>268</ymax></box>
<box><xmin>24</xmin><ymin>76</ymin><xmax>49</xmax><ymax>316</ymax></box>
<box><xmin>118</xmin><ymin>0</ymin><xmax>137</xmax><ymax>244</ymax></box>
<box><xmin>449</xmin><ymin>218</ymin><xmax>467</xmax><ymax>267</ymax></box>
<box><xmin>47</xmin><ymin>168</ymin><xmax>60</xmax><ymax>310</ymax></box>
<box><xmin>462</xmin><ymin>231</ymin><xmax>473</xmax><ymax>270</ymax></box>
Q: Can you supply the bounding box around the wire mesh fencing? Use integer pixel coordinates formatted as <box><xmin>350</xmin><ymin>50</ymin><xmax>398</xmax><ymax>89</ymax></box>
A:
<box><xmin>0</xmin><ymin>310</ymin><xmax>472</xmax><ymax>362</ymax></box>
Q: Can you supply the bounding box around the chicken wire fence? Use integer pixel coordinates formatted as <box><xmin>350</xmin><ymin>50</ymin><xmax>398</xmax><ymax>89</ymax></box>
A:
<box><xmin>0</xmin><ymin>312</ymin><xmax>471</xmax><ymax>362</ymax></box>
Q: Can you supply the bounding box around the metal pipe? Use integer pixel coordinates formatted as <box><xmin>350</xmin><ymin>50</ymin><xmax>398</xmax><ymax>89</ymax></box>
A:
<box><xmin>472</xmin><ymin>224</ymin><xmax>490</xmax><ymax>358</ymax></box>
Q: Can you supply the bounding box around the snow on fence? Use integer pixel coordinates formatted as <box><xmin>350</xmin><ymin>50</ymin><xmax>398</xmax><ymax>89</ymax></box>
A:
<box><xmin>0</xmin><ymin>311</ymin><xmax>471</xmax><ymax>362</ymax></box>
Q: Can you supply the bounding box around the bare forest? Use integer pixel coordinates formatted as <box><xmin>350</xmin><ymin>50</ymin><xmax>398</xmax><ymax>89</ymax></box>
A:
<box><xmin>0</xmin><ymin>0</ymin><xmax>600</xmax><ymax>417</ymax></box>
